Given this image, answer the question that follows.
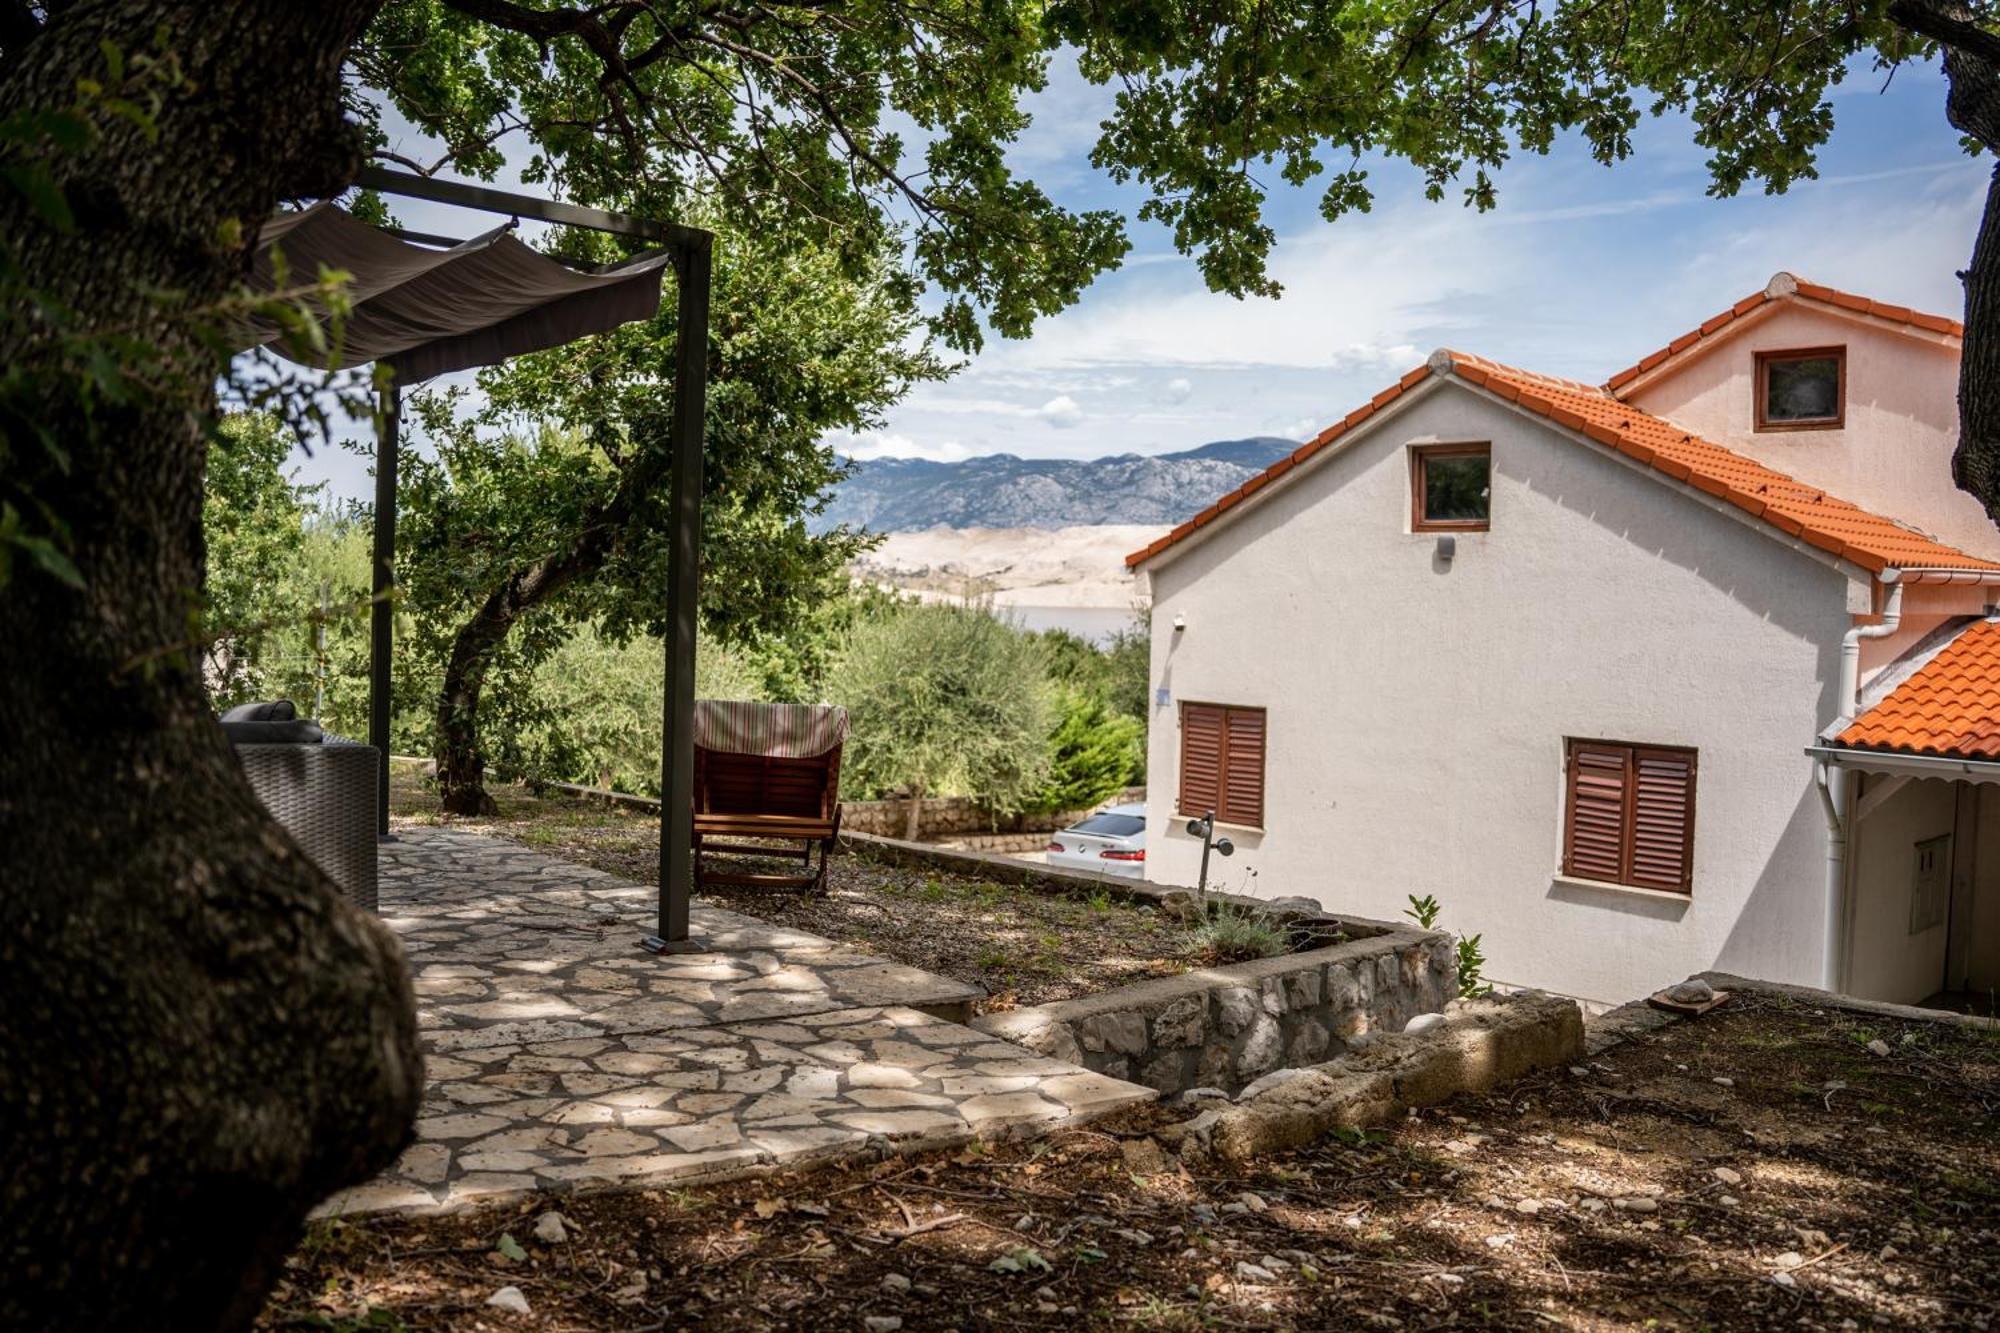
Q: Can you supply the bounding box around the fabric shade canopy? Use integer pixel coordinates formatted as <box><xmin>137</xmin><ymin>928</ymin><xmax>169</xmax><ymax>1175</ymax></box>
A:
<box><xmin>241</xmin><ymin>201</ymin><xmax>672</xmax><ymax>382</ymax></box>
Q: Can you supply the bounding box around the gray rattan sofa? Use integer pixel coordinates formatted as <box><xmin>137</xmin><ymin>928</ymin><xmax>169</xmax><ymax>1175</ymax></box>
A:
<box><xmin>231</xmin><ymin>722</ymin><xmax>380</xmax><ymax>912</ymax></box>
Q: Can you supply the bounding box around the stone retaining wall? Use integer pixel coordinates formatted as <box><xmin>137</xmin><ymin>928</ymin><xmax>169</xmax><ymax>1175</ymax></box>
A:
<box><xmin>837</xmin><ymin>787</ymin><xmax>1145</xmax><ymax>840</ymax></box>
<box><xmin>973</xmin><ymin>927</ymin><xmax>1455</xmax><ymax>1096</ymax></box>
<box><xmin>932</xmin><ymin>831</ymin><xmax>1061</xmax><ymax>854</ymax></box>
<box><xmin>533</xmin><ymin>779</ymin><xmax>1147</xmax><ymax>847</ymax></box>
<box><xmin>841</xmin><ymin>828</ymin><xmax>1229</xmax><ymax>910</ymax></box>
<box><xmin>1196</xmin><ymin>991</ymin><xmax>1585</xmax><ymax>1163</ymax></box>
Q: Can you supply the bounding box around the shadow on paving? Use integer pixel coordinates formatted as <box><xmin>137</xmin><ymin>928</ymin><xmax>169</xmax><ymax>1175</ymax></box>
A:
<box><xmin>386</xmin><ymin>768</ymin><xmax>1205</xmax><ymax>1013</ymax></box>
<box><xmin>262</xmin><ymin>991</ymin><xmax>1999</xmax><ymax>1330</ymax></box>
<box><xmin>329</xmin><ymin>827</ymin><xmax>1146</xmax><ymax>1216</ymax></box>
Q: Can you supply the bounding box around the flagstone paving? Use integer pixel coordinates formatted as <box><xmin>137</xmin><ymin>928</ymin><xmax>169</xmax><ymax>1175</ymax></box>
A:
<box><xmin>320</xmin><ymin>828</ymin><xmax>1153</xmax><ymax>1216</ymax></box>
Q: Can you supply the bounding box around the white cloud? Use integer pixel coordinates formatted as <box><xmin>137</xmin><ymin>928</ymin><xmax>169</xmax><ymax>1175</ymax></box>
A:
<box><xmin>1326</xmin><ymin>341</ymin><xmax>1422</xmax><ymax>373</ymax></box>
<box><xmin>831</xmin><ymin>431</ymin><xmax>976</xmax><ymax>463</ymax></box>
<box><xmin>977</xmin><ymin>198</ymin><xmax>1509</xmax><ymax>374</ymax></box>
<box><xmin>1004</xmin><ymin>54</ymin><xmax>1117</xmax><ymax>175</ymax></box>
<box><xmin>968</xmin><ymin>135</ymin><xmax>1985</xmax><ymax>385</ymax></box>
<box><xmin>890</xmin><ymin>388</ymin><xmax>1087</xmax><ymax>428</ymax></box>
<box><xmin>1161</xmin><ymin>376</ymin><xmax>1193</xmax><ymax>404</ymax></box>
<box><xmin>1034</xmin><ymin>394</ymin><xmax>1084</xmax><ymax>428</ymax></box>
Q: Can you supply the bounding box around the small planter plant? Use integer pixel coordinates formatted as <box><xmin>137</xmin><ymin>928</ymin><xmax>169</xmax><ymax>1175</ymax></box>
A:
<box><xmin>1403</xmin><ymin>893</ymin><xmax>1491</xmax><ymax>998</ymax></box>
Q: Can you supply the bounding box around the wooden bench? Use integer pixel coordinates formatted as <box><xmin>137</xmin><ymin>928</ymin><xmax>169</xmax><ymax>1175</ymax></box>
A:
<box><xmin>693</xmin><ymin>747</ymin><xmax>842</xmax><ymax>893</ymax></box>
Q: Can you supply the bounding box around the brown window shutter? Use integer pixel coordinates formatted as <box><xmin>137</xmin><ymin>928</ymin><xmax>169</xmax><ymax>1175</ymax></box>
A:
<box><xmin>1221</xmin><ymin>706</ymin><xmax>1266</xmax><ymax>827</ymax></box>
<box><xmin>1629</xmin><ymin>747</ymin><xmax>1696</xmax><ymax>891</ymax></box>
<box><xmin>1564</xmin><ymin>742</ymin><xmax>1630</xmax><ymax>883</ymax></box>
<box><xmin>1179</xmin><ymin>703</ymin><xmax>1224</xmax><ymax>816</ymax></box>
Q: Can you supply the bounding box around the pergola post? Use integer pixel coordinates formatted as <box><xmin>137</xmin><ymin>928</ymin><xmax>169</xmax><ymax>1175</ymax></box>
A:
<box><xmin>645</xmin><ymin>234</ymin><xmax>711</xmax><ymax>952</ymax></box>
<box><xmin>369</xmin><ymin>384</ymin><xmax>400</xmax><ymax>837</ymax></box>
<box><xmin>283</xmin><ymin>166</ymin><xmax>713</xmax><ymax>948</ymax></box>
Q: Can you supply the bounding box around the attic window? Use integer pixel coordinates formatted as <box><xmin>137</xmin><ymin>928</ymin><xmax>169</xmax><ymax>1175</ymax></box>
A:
<box><xmin>1757</xmin><ymin>347</ymin><xmax>1844</xmax><ymax>431</ymax></box>
<box><xmin>1412</xmin><ymin>444</ymin><xmax>1490</xmax><ymax>531</ymax></box>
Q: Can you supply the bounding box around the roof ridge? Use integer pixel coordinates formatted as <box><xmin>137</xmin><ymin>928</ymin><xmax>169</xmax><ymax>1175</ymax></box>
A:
<box><xmin>1441</xmin><ymin>354</ymin><xmax>1996</xmax><ymax>574</ymax></box>
<box><xmin>1602</xmin><ymin>271</ymin><xmax>1963</xmax><ymax>396</ymax></box>
<box><xmin>1448</xmin><ymin>349</ymin><xmax>1848</xmax><ymax>505</ymax></box>
<box><xmin>1127</xmin><ymin>345</ymin><xmax>2000</xmax><ymax>576</ymax></box>
<box><xmin>1438</xmin><ymin>349</ymin><xmax>1606</xmax><ymax>398</ymax></box>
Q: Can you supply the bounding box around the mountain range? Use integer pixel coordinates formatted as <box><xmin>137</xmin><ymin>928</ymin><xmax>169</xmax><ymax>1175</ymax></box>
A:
<box><xmin>818</xmin><ymin>437</ymin><xmax>1297</xmax><ymax>532</ymax></box>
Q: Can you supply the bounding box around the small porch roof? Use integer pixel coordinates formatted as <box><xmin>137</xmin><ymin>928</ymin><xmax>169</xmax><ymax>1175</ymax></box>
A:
<box><xmin>1812</xmin><ymin>615</ymin><xmax>2000</xmax><ymax>784</ymax></box>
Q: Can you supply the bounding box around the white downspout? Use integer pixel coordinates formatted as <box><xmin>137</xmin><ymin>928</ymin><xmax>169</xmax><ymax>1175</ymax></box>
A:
<box><xmin>1819</xmin><ymin>572</ymin><xmax>1904</xmax><ymax>992</ymax></box>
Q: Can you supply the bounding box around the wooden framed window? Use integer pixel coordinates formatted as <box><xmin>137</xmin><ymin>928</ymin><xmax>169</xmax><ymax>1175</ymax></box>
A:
<box><xmin>1411</xmin><ymin>443</ymin><xmax>1491</xmax><ymax>531</ymax></box>
<box><xmin>1562</xmin><ymin>739</ymin><xmax>1697</xmax><ymax>893</ymax></box>
<box><xmin>1755</xmin><ymin>346</ymin><xmax>1845</xmax><ymax>431</ymax></box>
<box><xmin>1178</xmin><ymin>702</ymin><xmax>1266</xmax><ymax>828</ymax></box>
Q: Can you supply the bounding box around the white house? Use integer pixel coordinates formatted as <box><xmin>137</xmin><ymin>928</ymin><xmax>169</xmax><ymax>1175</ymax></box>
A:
<box><xmin>1130</xmin><ymin>273</ymin><xmax>2000</xmax><ymax>1009</ymax></box>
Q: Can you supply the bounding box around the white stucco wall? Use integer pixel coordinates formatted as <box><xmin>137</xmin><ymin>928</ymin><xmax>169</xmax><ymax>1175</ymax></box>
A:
<box><xmin>1625</xmin><ymin>304</ymin><xmax>1997</xmax><ymax>560</ymax></box>
<box><xmin>1845</xmin><ymin>775</ymin><xmax>1956</xmax><ymax>1005</ymax></box>
<box><xmin>1142</xmin><ymin>379</ymin><xmax>1856</xmax><ymax>1006</ymax></box>
<box><xmin>1856</xmin><ymin>583</ymin><xmax>1992</xmax><ymax>694</ymax></box>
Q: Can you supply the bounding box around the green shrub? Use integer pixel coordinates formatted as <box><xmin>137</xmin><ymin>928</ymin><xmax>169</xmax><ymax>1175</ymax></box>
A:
<box><xmin>828</xmin><ymin>599</ymin><xmax>1055</xmax><ymax>813</ymax></box>
<box><xmin>202</xmin><ymin>413</ymin><xmax>381</xmax><ymax>738</ymax></box>
<box><xmin>1185</xmin><ymin>903</ymin><xmax>1289</xmax><ymax>964</ymax></box>
<box><xmin>1028</xmin><ymin>688</ymin><xmax>1143</xmax><ymax>813</ymax></box>
<box><xmin>1404</xmin><ymin>893</ymin><xmax>1491</xmax><ymax>998</ymax></box>
<box><xmin>479</xmin><ymin>622</ymin><xmax>763</xmax><ymax>794</ymax></box>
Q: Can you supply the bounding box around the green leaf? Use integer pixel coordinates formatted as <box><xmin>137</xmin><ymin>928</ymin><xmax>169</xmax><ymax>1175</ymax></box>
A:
<box><xmin>20</xmin><ymin>537</ymin><xmax>84</xmax><ymax>589</ymax></box>
<box><xmin>495</xmin><ymin>1233</ymin><xmax>527</xmax><ymax>1261</ymax></box>
<box><xmin>3</xmin><ymin>165</ymin><xmax>75</xmax><ymax>233</ymax></box>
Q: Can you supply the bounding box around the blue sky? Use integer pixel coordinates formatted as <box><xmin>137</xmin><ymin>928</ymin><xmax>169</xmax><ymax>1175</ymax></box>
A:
<box><xmin>293</xmin><ymin>54</ymin><xmax>1986</xmax><ymax>500</ymax></box>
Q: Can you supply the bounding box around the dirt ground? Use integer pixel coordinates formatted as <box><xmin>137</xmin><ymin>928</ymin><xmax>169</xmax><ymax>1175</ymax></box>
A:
<box><xmin>388</xmin><ymin>769</ymin><xmax>1193</xmax><ymax>1011</ymax></box>
<box><xmin>263</xmin><ymin>990</ymin><xmax>1998</xmax><ymax>1331</ymax></box>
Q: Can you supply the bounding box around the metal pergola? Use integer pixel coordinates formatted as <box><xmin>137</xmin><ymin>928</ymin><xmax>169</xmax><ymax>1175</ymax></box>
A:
<box><xmin>352</xmin><ymin>165</ymin><xmax>709</xmax><ymax>953</ymax></box>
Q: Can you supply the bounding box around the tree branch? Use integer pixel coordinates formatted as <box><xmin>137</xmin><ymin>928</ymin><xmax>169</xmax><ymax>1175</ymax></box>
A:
<box><xmin>1889</xmin><ymin>0</ymin><xmax>2000</xmax><ymax>69</ymax></box>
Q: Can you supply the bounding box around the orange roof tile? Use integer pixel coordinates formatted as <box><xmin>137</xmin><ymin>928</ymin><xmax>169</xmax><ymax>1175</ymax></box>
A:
<box><xmin>1447</xmin><ymin>352</ymin><xmax>1999</xmax><ymax>576</ymax></box>
<box><xmin>1126</xmin><ymin>350</ymin><xmax>2000</xmax><ymax>575</ymax></box>
<box><xmin>1836</xmin><ymin>618</ymin><xmax>2000</xmax><ymax>759</ymax></box>
<box><xmin>1603</xmin><ymin>273</ymin><xmax>1962</xmax><ymax>395</ymax></box>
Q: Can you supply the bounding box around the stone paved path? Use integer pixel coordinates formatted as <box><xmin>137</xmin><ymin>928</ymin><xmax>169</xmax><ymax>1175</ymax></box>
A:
<box><xmin>321</xmin><ymin>828</ymin><xmax>1152</xmax><ymax>1216</ymax></box>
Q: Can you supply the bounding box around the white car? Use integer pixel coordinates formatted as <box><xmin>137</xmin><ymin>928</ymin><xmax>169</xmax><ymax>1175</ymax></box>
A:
<box><xmin>1044</xmin><ymin>802</ymin><xmax>1147</xmax><ymax>878</ymax></box>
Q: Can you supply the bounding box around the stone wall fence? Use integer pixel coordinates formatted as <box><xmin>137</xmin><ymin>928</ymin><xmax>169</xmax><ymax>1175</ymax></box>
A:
<box><xmin>975</xmin><ymin>927</ymin><xmax>1457</xmax><ymax>1097</ymax></box>
<box><xmin>837</xmin><ymin>786</ymin><xmax>1146</xmax><ymax>842</ymax></box>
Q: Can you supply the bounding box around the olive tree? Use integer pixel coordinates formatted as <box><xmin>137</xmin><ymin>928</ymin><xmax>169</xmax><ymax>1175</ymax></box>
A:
<box><xmin>830</xmin><ymin>602</ymin><xmax>1056</xmax><ymax>835</ymax></box>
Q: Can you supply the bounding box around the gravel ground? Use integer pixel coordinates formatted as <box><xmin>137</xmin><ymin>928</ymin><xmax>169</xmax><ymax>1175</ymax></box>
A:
<box><xmin>263</xmin><ymin>990</ymin><xmax>1998</xmax><ymax>1331</ymax></box>
<box><xmin>388</xmin><ymin>770</ymin><xmax>1196</xmax><ymax>1011</ymax></box>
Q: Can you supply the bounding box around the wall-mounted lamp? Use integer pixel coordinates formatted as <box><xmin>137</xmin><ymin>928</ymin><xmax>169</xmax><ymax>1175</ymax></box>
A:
<box><xmin>1184</xmin><ymin>810</ymin><xmax>1233</xmax><ymax>902</ymax></box>
<box><xmin>1434</xmin><ymin>534</ymin><xmax>1456</xmax><ymax>565</ymax></box>
<box><xmin>1171</xmin><ymin>613</ymin><xmax>1187</xmax><ymax>633</ymax></box>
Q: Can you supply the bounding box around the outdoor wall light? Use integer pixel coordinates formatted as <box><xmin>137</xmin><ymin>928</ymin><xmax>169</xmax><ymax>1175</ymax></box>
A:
<box><xmin>1435</xmin><ymin>534</ymin><xmax>1456</xmax><ymax>564</ymax></box>
<box><xmin>1172</xmin><ymin>613</ymin><xmax>1187</xmax><ymax>632</ymax></box>
<box><xmin>1184</xmin><ymin>811</ymin><xmax>1233</xmax><ymax>900</ymax></box>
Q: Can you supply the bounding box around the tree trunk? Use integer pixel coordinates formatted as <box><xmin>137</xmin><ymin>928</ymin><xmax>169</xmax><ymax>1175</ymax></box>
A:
<box><xmin>1955</xmin><ymin>160</ymin><xmax>2000</xmax><ymax>520</ymax></box>
<box><xmin>0</xmin><ymin>5</ymin><xmax>420</xmax><ymax>1328</ymax></box>
<box><xmin>432</xmin><ymin>431</ymin><xmax>673</xmax><ymax>813</ymax></box>
<box><xmin>904</xmin><ymin>782</ymin><xmax>926</xmax><ymax>840</ymax></box>
<box><xmin>434</xmin><ymin>547</ymin><xmax>598</xmax><ymax>813</ymax></box>
<box><xmin>435</xmin><ymin>605</ymin><xmax>507</xmax><ymax>816</ymax></box>
<box><xmin>1894</xmin><ymin>0</ymin><xmax>2000</xmax><ymax>525</ymax></box>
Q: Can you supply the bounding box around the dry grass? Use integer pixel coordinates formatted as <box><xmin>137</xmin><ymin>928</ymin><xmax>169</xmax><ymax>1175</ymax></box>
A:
<box><xmin>389</xmin><ymin>766</ymin><xmax>1194</xmax><ymax>1011</ymax></box>
<box><xmin>262</xmin><ymin>991</ymin><xmax>2000</xmax><ymax>1330</ymax></box>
